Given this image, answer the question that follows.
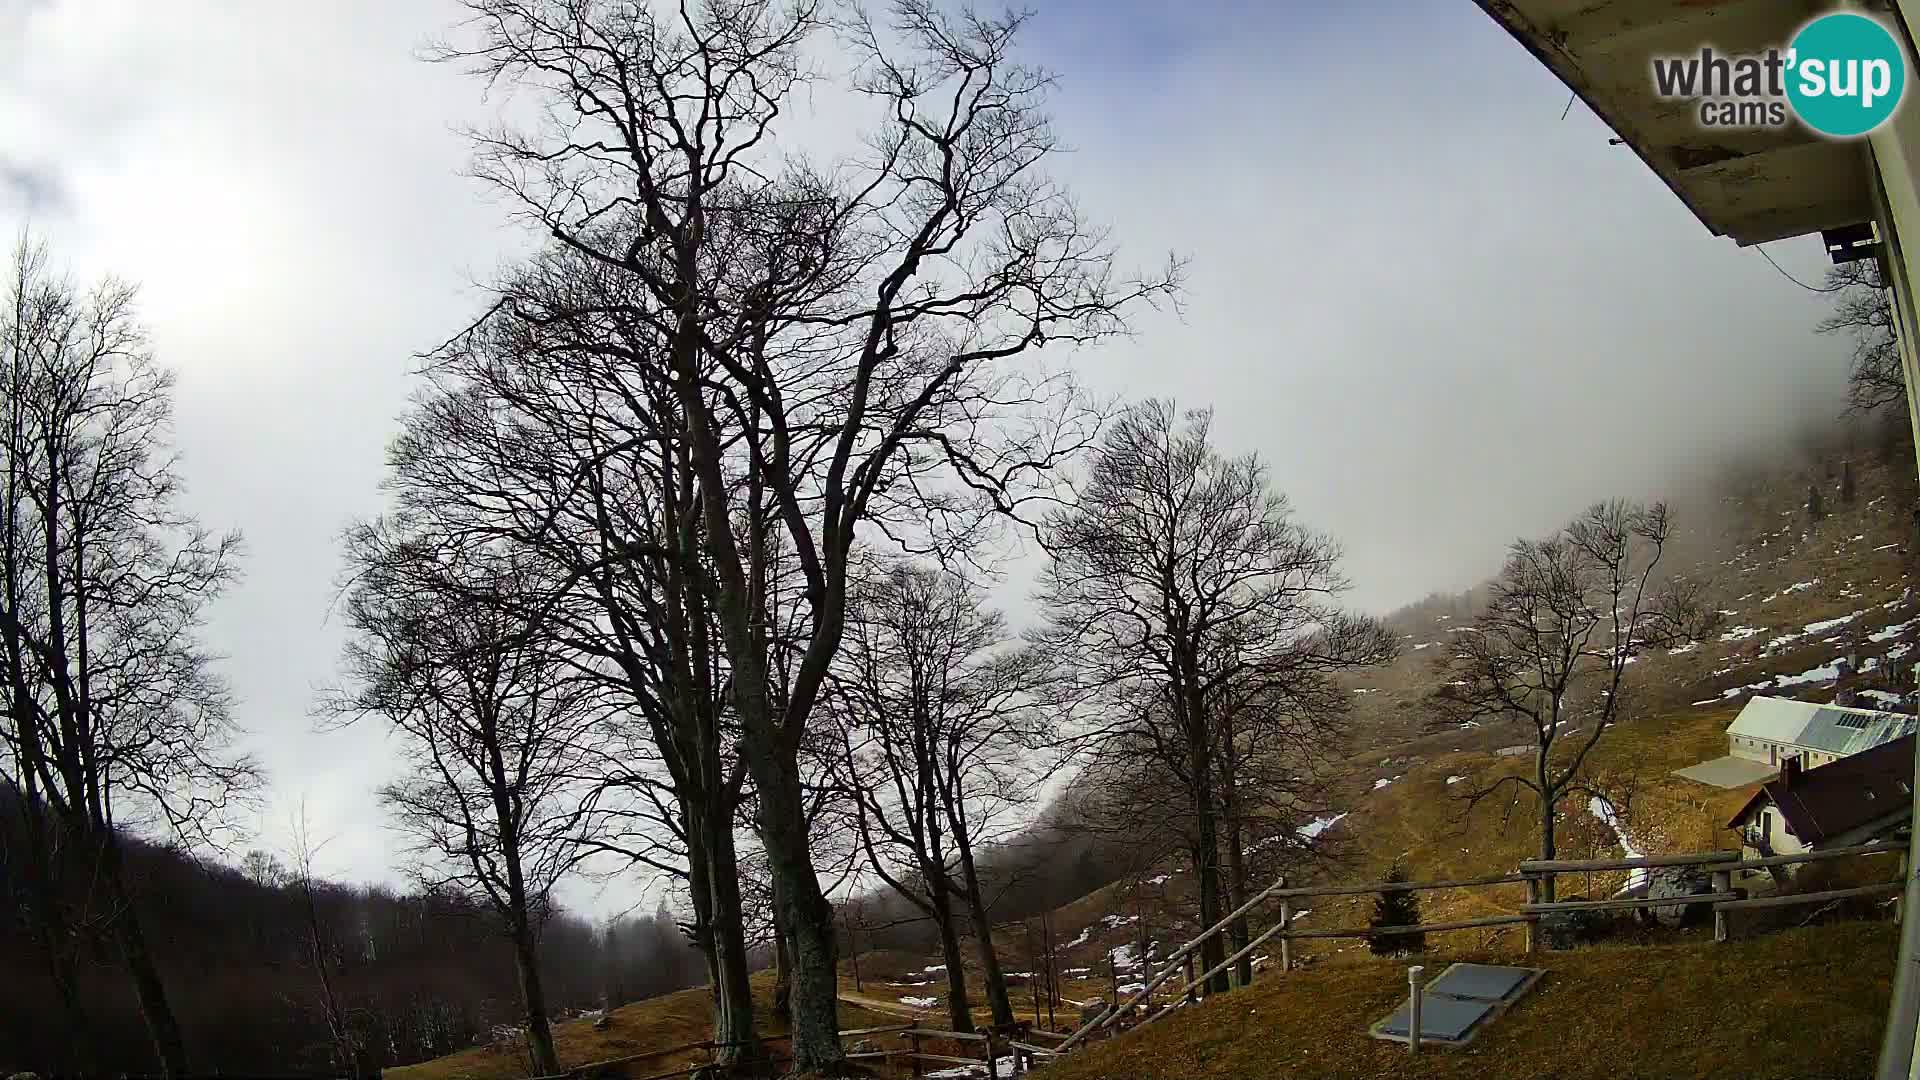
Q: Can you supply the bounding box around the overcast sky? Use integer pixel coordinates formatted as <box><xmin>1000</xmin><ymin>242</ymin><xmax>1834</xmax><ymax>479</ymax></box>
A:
<box><xmin>0</xmin><ymin>0</ymin><xmax>1852</xmax><ymax>911</ymax></box>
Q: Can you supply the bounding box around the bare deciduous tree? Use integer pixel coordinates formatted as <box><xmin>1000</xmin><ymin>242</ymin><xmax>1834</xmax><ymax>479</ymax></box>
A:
<box><xmin>1035</xmin><ymin>400</ymin><xmax>1393</xmax><ymax>996</ymax></box>
<box><xmin>1819</xmin><ymin>259</ymin><xmax>1905</xmax><ymax>417</ymax></box>
<box><xmin>0</xmin><ymin>235</ymin><xmax>253</xmax><ymax>1079</ymax></box>
<box><xmin>833</xmin><ymin>561</ymin><xmax>1052</xmax><ymax>1030</ymax></box>
<box><xmin>1436</xmin><ymin>501</ymin><xmax>1715</xmax><ymax>902</ymax></box>
<box><xmin>285</xmin><ymin>807</ymin><xmax>376</xmax><ymax>1079</ymax></box>
<box><xmin>334</xmin><ymin>549</ymin><xmax>599</xmax><ymax>1077</ymax></box>
<box><xmin>429</xmin><ymin>1</ymin><xmax>1175</xmax><ymax>1066</ymax></box>
<box><xmin>377</xmin><ymin>242</ymin><xmax>769</xmax><ymax>1067</ymax></box>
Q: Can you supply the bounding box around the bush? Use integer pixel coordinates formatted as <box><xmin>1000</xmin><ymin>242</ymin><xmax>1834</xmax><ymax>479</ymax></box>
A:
<box><xmin>1368</xmin><ymin>863</ymin><xmax>1425</xmax><ymax>956</ymax></box>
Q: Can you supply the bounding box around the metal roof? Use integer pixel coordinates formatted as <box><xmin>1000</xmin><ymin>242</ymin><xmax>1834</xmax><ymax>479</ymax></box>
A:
<box><xmin>1727</xmin><ymin>733</ymin><xmax>1915</xmax><ymax>844</ymax></box>
<box><xmin>1727</xmin><ymin>695</ymin><xmax>1919</xmax><ymax>754</ymax></box>
<box><xmin>1472</xmin><ymin>0</ymin><xmax>1878</xmax><ymax>246</ymax></box>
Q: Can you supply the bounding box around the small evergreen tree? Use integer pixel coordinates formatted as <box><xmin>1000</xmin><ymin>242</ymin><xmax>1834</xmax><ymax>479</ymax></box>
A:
<box><xmin>1369</xmin><ymin>863</ymin><xmax>1425</xmax><ymax>956</ymax></box>
<box><xmin>1840</xmin><ymin>459</ymin><xmax>1857</xmax><ymax>504</ymax></box>
<box><xmin>1807</xmin><ymin>483</ymin><xmax>1827</xmax><ymax>524</ymax></box>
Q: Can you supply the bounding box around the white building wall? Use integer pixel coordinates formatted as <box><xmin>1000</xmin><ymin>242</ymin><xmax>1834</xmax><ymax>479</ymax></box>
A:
<box><xmin>1736</xmin><ymin>799</ymin><xmax>1809</xmax><ymax>861</ymax></box>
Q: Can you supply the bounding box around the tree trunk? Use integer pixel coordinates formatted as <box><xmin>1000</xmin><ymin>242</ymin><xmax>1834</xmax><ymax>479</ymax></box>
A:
<box><xmin>749</xmin><ymin>744</ymin><xmax>843</xmax><ymax>1071</ymax></box>
<box><xmin>703</xmin><ymin>811</ymin><xmax>759</xmax><ymax>1067</ymax></box>
<box><xmin>690</xmin><ymin>793</ymin><xmax>759</xmax><ymax>1067</ymax></box>
<box><xmin>953</xmin><ymin>827</ymin><xmax>1014</xmax><ymax>1026</ymax></box>
<box><xmin>1219</xmin><ymin>703</ymin><xmax>1252</xmax><ymax>988</ymax></box>
<box><xmin>771</xmin><ymin>871</ymin><xmax>792</xmax><ymax>1022</ymax></box>
<box><xmin>671</xmin><ymin>293</ymin><xmax>841</xmax><ymax>1070</ymax></box>
<box><xmin>298</xmin><ymin>871</ymin><xmax>359</xmax><ymax>1078</ymax></box>
<box><xmin>1176</xmin><ymin>645</ymin><xmax>1227</xmax><ymax>996</ymax></box>
<box><xmin>1538</xmin><ymin>790</ymin><xmax>1558</xmax><ymax>905</ymax></box>
<box><xmin>1189</xmin><ymin>826</ymin><xmax>1227</xmax><ymax>996</ymax></box>
<box><xmin>1223</xmin><ymin>795</ymin><xmax>1251</xmax><ymax>988</ymax></box>
<box><xmin>510</xmin><ymin>920</ymin><xmax>562</xmax><ymax>1077</ymax></box>
<box><xmin>1185</xmin><ymin>717</ymin><xmax>1227</xmax><ymax>995</ymax></box>
<box><xmin>103</xmin><ymin>835</ymin><xmax>190</xmax><ymax>1078</ymax></box>
<box><xmin>4</xmin><ymin>748</ymin><xmax>93</xmax><ymax>1072</ymax></box>
<box><xmin>686</xmin><ymin>801</ymin><xmax>724</xmax><ymax>1004</ymax></box>
<box><xmin>848</xmin><ymin>917</ymin><xmax>862</xmax><ymax>992</ymax></box>
<box><xmin>932</xmin><ymin>886</ymin><xmax>975</xmax><ymax>1034</ymax></box>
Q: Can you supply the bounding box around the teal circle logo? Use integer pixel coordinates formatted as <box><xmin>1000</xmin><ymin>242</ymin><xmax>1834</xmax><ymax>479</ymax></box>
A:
<box><xmin>1786</xmin><ymin>13</ymin><xmax>1907</xmax><ymax>137</ymax></box>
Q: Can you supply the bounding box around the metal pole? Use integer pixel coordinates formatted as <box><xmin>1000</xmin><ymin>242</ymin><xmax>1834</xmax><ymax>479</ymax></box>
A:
<box><xmin>1407</xmin><ymin>965</ymin><xmax>1425</xmax><ymax>1056</ymax></box>
<box><xmin>1875</xmin><ymin>720</ymin><xmax>1920</xmax><ymax>1080</ymax></box>
<box><xmin>1712</xmin><ymin>868</ymin><xmax>1732</xmax><ymax>943</ymax></box>
<box><xmin>1864</xmin><ymin>110</ymin><xmax>1920</xmax><ymax>1080</ymax></box>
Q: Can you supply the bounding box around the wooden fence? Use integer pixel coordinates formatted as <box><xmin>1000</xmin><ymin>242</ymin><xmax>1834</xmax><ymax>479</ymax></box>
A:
<box><xmin>506</xmin><ymin>841</ymin><xmax>1905</xmax><ymax>1077</ymax></box>
<box><xmin>1054</xmin><ymin>839</ymin><xmax>1906</xmax><ymax>1052</ymax></box>
<box><xmin>523</xmin><ymin>1018</ymin><xmax>1067</xmax><ymax>1079</ymax></box>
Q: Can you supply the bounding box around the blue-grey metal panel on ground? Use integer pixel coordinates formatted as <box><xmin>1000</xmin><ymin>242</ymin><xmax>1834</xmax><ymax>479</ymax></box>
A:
<box><xmin>1426</xmin><ymin>962</ymin><xmax>1532</xmax><ymax>1002</ymax></box>
<box><xmin>1376</xmin><ymin>994</ymin><xmax>1491</xmax><ymax>1041</ymax></box>
<box><xmin>1368</xmin><ymin>963</ymin><xmax>1547</xmax><ymax>1048</ymax></box>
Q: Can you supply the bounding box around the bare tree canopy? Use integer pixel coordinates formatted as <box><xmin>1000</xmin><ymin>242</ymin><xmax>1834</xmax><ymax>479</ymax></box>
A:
<box><xmin>363</xmin><ymin>235</ymin><xmax>771</xmax><ymax>1065</ymax></box>
<box><xmin>1819</xmin><ymin>259</ymin><xmax>1904</xmax><ymax>417</ymax></box>
<box><xmin>335</xmin><ymin>539</ymin><xmax>613</xmax><ymax>1076</ymax></box>
<box><xmin>1034</xmin><ymin>399</ymin><xmax>1394</xmax><ymax>995</ymax></box>
<box><xmin>1436</xmin><ymin>500</ymin><xmax>1715</xmax><ymax>902</ymax></box>
<box><xmin>424</xmin><ymin>0</ymin><xmax>1176</xmax><ymax>1066</ymax></box>
<box><xmin>0</xmin><ymin>235</ymin><xmax>253</xmax><ymax>1078</ymax></box>
<box><xmin>833</xmin><ymin>560</ymin><xmax>1055</xmax><ymax>1030</ymax></box>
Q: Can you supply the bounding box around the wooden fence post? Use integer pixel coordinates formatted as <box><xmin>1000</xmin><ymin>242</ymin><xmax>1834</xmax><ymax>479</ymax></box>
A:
<box><xmin>1524</xmin><ymin>874</ymin><xmax>1540</xmax><ymax>954</ymax></box>
<box><xmin>986</xmin><ymin>1029</ymin><xmax>999</xmax><ymax>1080</ymax></box>
<box><xmin>909</xmin><ymin>1020</ymin><xmax>923</xmax><ymax>1078</ymax></box>
<box><xmin>1901</xmin><ymin>852</ymin><xmax>1910</xmax><ymax>925</ymax></box>
<box><xmin>1712</xmin><ymin>868</ymin><xmax>1732</xmax><ymax>943</ymax></box>
<box><xmin>1279</xmin><ymin>899</ymin><xmax>1293</xmax><ymax>973</ymax></box>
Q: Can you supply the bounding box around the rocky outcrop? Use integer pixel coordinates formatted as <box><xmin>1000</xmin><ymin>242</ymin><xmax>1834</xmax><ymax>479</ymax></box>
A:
<box><xmin>1642</xmin><ymin>867</ymin><xmax>1715</xmax><ymax>928</ymax></box>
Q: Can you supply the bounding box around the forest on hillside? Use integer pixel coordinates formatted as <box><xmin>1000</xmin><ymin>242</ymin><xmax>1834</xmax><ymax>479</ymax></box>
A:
<box><xmin>0</xmin><ymin>784</ymin><xmax>709</xmax><ymax>1074</ymax></box>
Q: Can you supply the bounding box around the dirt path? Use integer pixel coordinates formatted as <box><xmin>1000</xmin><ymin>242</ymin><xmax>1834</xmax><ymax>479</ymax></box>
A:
<box><xmin>837</xmin><ymin>990</ymin><xmax>929</xmax><ymax>1019</ymax></box>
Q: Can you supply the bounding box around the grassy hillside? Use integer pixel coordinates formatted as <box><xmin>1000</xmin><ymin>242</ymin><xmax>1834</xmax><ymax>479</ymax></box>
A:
<box><xmin>1036</xmin><ymin>922</ymin><xmax>1895</xmax><ymax>1080</ymax></box>
<box><xmin>398</xmin><ymin>440</ymin><xmax>1920</xmax><ymax>1077</ymax></box>
<box><xmin>386</xmin><ymin>973</ymin><xmax>907</xmax><ymax>1080</ymax></box>
<box><xmin>839</xmin><ymin>443</ymin><xmax>1920</xmax><ymax>1015</ymax></box>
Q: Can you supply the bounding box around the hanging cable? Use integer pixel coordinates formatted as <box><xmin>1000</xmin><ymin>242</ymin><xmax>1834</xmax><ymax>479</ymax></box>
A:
<box><xmin>1754</xmin><ymin>244</ymin><xmax>1840</xmax><ymax>293</ymax></box>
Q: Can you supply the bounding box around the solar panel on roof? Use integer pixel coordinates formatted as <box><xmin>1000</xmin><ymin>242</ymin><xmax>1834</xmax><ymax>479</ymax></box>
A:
<box><xmin>1376</xmin><ymin>995</ymin><xmax>1492</xmax><ymax>1041</ymax></box>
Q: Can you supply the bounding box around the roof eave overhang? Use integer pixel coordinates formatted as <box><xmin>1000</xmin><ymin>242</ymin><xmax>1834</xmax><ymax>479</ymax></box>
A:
<box><xmin>1473</xmin><ymin>0</ymin><xmax>1877</xmax><ymax>247</ymax></box>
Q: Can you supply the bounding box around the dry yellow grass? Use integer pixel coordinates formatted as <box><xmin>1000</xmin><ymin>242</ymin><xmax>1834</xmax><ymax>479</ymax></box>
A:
<box><xmin>399</xmin><ymin>459</ymin><xmax>1920</xmax><ymax>1080</ymax></box>
<box><xmin>1038</xmin><ymin>921</ymin><xmax>1896</xmax><ymax>1080</ymax></box>
<box><xmin>386</xmin><ymin>973</ymin><xmax>908</xmax><ymax>1080</ymax></box>
<box><xmin>1277</xmin><ymin>701</ymin><xmax>1765</xmax><ymax>962</ymax></box>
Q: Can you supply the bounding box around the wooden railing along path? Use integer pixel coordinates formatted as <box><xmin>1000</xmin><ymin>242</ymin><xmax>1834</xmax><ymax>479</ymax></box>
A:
<box><xmin>523</xmin><ymin>1018</ymin><xmax>1065</xmax><ymax>1079</ymax></box>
